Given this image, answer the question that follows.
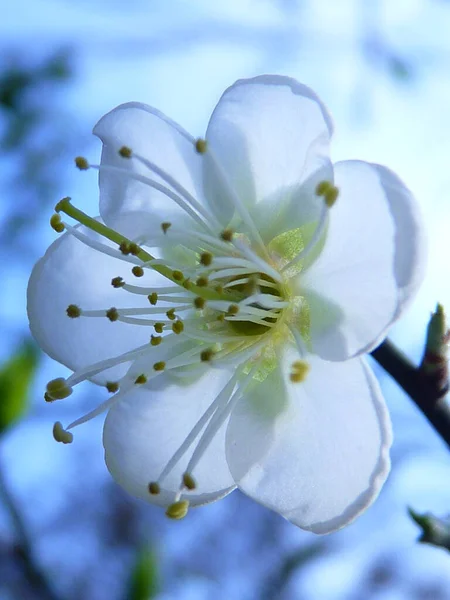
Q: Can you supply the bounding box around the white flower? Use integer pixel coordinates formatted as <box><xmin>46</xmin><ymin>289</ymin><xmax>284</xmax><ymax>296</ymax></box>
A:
<box><xmin>27</xmin><ymin>75</ymin><xmax>425</xmax><ymax>533</ymax></box>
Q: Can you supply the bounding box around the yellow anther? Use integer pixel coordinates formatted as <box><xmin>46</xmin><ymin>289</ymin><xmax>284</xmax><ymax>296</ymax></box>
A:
<box><xmin>324</xmin><ymin>186</ymin><xmax>339</xmax><ymax>208</ymax></box>
<box><xmin>166</xmin><ymin>308</ymin><xmax>176</xmax><ymax>321</ymax></box>
<box><xmin>290</xmin><ymin>360</ymin><xmax>310</xmax><ymax>383</ymax></box>
<box><xmin>182</xmin><ymin>472</ymin><xmax>196</xmax><ymax>490</ymax></box>
<box><xmin>153</xmin><ymin>361</ymin><xmax>166</xmax><ymax>372</ymax></box>
<box><xmin>194</xmin><ymin>297</ymin><xmax>206</xmax><ymax>310</ymax></box>
<box><xmin>135</xmin><ymin>374</ymin><xmax>147</xmax><ymax>384</ymax></box>
<box><xmin>75</xmin><ymin>156</ymin><xmax>89</xmax><ymax>170</ymax></box>
<box><xmin>50</xmin><ymin>213</ymin><xmax>65</xmax><ymax>233</ymax></box>
<box><xmin>196</xmin><ymin>276</ymin><xmax>208</xmax><ymax>287</ymax></box>
<box><xmin>53</xmin><ymin>421</ymin><xmax>73</xmax><ymax>444</ymax></box>
<box><xmin>161</xmin><ymin>222</ymin><xmax>172</xmax><ymax>234</ymax></box>
<box><xmin>119</xmin><ymin>241</ymin><xmax>131</xmax><ymax>255</ymax></box>
<box><xmin>220</xmin><ymin>229</ymin><xmax>234</xmax><ymax>242</ymax></box>
<box><xmin>315</xmin><ymin>180</ymin><xmax>331</xmax><ymax>196</ymax></box>
<box><xmin>106</xmin><ymin>307</ymin><xmax>119</xmax><ymax>322</ymax></box>
<box><xmin>195</xmin><ymin>138</ymin><xmax>207</xmax><ymax>154</ymax></box>
<box><xmin>148</xmin><ymin>481</ymin><xmax>160</xmax><ymax>495</ymax></box>
<box><xmin>172</xmin><ymin>270</ymin><xmax>184</xmax><ymax>282</ymax></box>
<box><xmin>182</xmin><ymin>279</ymin><xmax>192</xmax><ymax>290</ymax></box>
<box><xmin>111</xmin><ymin>276</ymin><xmax>125</xmax><ymax>288</ymax></box>
<box><xmin>119</xmin><ymin>146</ymin><xmax>132</xmax><ymax>158</ymax></box>
<box><xmin>227</xmin><ymin>304</ymin><xmax>239</xmax><ymax>316</ymax></box>
<box><xmin>106</xmin><ymin>381</ymin><xmax>120</xmax><ymax>393</ymax></box>
<box><xmin>200</xmin><ymin>348</ymin><xmax>214</xmax><ymax>362</ymax></box>
<box><xmin>148</xmin><ymin>292</ymin><xmax>158</xmax><ymax>305</ymax></box>
<box><xmin>154</xmin><ymin>322</ymin><xmax>164</xmax><ymax>333</ymax></box>
<box><xmin>132</xmin><ymin>266</ymin><xmax>144</xmax><ymax>277</ymax></box>
<box><xmin>172</xmin><ymin>320</ymin><xmax>184</xmax><ymax>335</ymax></box>
<box><xmin>128</xmin><ymin>242</ymin><xmax>140</xmax><ymax>256</ymax></box>
<box><xmin>150</xmin><ymin>335</ymin><xmax>162</xmax><ymax>346</ymax></box>
<box><xmin>166</xmin><ymin>500</ymin><xmax>189</xmax><ymax>520</ymax></box>
<box><xmin>46</xmin><ymin>378</ymin><xmax>72</xmax><ymax>400</ymax></box>
<box><xmin>66</xmin><ymin>304</ymin><xmax>81</xmax><ymax>318</ymax></box>
<box><xmin>200</xmin><ymin>251</ymin><xmax>213</xmax><ymax>266</ymax></box>
<box><xmin>215</xmin><ymin>285</ymin><xmax>224</xmax><ymax>294</ymax></box>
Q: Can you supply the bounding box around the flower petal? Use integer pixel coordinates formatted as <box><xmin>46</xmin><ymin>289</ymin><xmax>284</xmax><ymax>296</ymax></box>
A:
<box><xmin>93</xmin><ymin>102</ymin><xmax>207</xmax><ymax>238</ymax></box>
<box><xmin>226</xmin><ymin>350</ymin><xmax>391</xmax><ymax>534</ymax></box>
<box><xmin>103</xmin><ymin>369</ymin><xmax>237</xmax><ymax>507</ymax></box>
<box><xmin>27</xmin><ymin>224</ymin><xmax>159</xmax><ymax>383</ymax></box>
<box><xmin>299</xmin><ymin>160</ymin><xmax>426</xmax><ymax>360</ymax></box>
<box><xmin>204</xmin><ymin>75</ymin><xmax>333</xmax><ymax>225</ymax></box>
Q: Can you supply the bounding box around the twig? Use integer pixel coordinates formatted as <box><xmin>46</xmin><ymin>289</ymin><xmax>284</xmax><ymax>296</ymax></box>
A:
<box><xmin>371</xmin><ymin>338</ymin><xmax>450</xmax><ymax>449</ymax></box>
<box><xmin>0</xmin><ymin>460</ymin><xmax>63</xmax><ymax>600</ymax></box>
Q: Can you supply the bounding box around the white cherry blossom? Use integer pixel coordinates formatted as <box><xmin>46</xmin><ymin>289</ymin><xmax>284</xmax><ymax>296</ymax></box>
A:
<box><xmin>27</xmin><ymin>75</ymin><xmax>426</xmax><ymax>533</ymax></box>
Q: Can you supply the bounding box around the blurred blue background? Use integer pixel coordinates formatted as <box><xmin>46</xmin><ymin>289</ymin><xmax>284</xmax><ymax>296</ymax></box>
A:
<box><xmin>1</xmin><ymin>1</ymin><xmax>450</xmax><ymax>599</ymax></box>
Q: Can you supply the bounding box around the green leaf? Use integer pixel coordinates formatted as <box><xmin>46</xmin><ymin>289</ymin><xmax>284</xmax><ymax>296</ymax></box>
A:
<box><xmin>127</xmin><ymin>547</ymin><xmax>159</xmax><ymax>600</ymax></box>
<box><xmin>0</xmin><ymin>340</ymin><xmax>39</xmax><ymax>434</ymax></box>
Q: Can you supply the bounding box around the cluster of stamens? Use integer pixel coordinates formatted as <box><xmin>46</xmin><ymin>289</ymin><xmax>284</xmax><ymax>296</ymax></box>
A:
<box><xmin>46</xmin><ymin>128</ymin><xmax>338</xmax><ymax>519</ymax></box>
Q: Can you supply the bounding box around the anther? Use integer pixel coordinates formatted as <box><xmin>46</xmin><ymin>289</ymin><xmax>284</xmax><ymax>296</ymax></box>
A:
<box><xmin>290</xmin><ymin>360</ymin><xmax>310</xmax><ymax>383</ymax></box>
<box><xmin>172</xmin><ymin>270</ymin><xmax>184</xmax><ymax>282</ymax></box>
<box><xmin>166</xmin><ymin>308</ymin><xmax>176</xmax><ymax>321</ymax></box>
<box><xmin>150</xmin><ymin>335</ymin><xmax>162</xmax><ymax>346</ymax></box>
<box><xmin>195</xmin><ymin>138</ymin><xmax>207</xmax><ymax>154</ymax></box>
<box><xmin>66</xmin><ymin>304</ymin><xmax>81</xmax><ymax>318</ymax></box>
<box><xmin>196</xmin><ymin>276</ymin><xmax>208</xmax><ymax>287</ymax></box>
<box><xmin>148</xmin><ymin>292</ymin><xmax>158</xmax><ymax>305</ymax></box>
<box><xmin>50</xmin><ymin>213</ymin><xmax>65</xmax><ymax>233</ymax></box>
<box><xmin>128</xmin><ymin>242</ymin><xmax>140</xmax><ymax>255</ymax></box>
<box><xmin>182</xmin><ymin>279</ymin><xmax>192</xmax><ymax>290</ymax></box>
<box><xmin>324</xmin><ymin>186</ymin><xmax>339</xmax><ymax>208</ymax></box>
<box><xmin>53</xmin><ymin>421</ymin><xmax>73</xmax><ymax>444</ymax></box>
<box><xmin>200</xmin><ymin>348</ymin><xmax>214</xmax><ymax>362</ymax></box>
<box><xmin>227</xmin><ymin>304</ymin><xmax>239</xmax><ymax>316</ymax></box>
<box><xmin>106</xmin><ymin>381</ymin><xmax>120</xmax><ymax>393</ymax></box>
<box><xmin>166</xmin><ymin>500</ymin><xmax>189</xmax><ymax>520</ymax></box>
<box><xmin>44</xmin><ymin>392</ymin><xmax>53</xmax><ymax>403</ymax></box>
<box><xmin>315</xmin><ymin>180</ymin><xmax>331</xmax><ymax>196</ymax></box>
<box><xmin>148</xmin><ymin>481</ymin><xmax>160</xmax><ymax>495</ymax></box>
<box><xmin>119</xmin><ymin>146</ymin><xmax>132</xmax><ymax>158</ymax></box>
<box><xmin>132</xmin><ymin>266</ymin><xmax>144</xmax><ymax>277</ymax></box>
<box><xmin>106</xmin><ymin>307</ymin><xmax>119</xmax><ymax>322</ymax></box>
<box><xmin>153</xmin><ymin>361</ymin><xmax>166</xmax><ymax>372</ymax></box>
<box><xmin>194</xmin><ymin>297</ymin><xmax>206</xmax><ymax>310</ymax></box>
<box><xmin>172</xmin><ymin>320</ymin><xmax>184</xmax><ymax>335</ymax></box>
<box><xmin>135</xmin><ymin>374</ymin><xmax>147</xmax><ymax>384</ymax></box>
<box><xmin>220</xmin><ymin>229</ymin><xmax>234</xmax><ymax>242</ymax></box>
<box><xmin>119</xmin><ymin>241</ymin><xmax>131</xmax><ymax>255</ymax></box>
<box><xmin>75</xmin><ymin>156</ymin><xmax>89</xmax><ymax>170</ymax></box>
<box><xmin>182</xmin><ymin>472</ymin><xmax>196</xmax><ymax>491</ymax></box>
<box><xmin>46</xmin><ymin>378</ymin><xmax>73</xmax><ymax>400</ymax></box>
<box><xmin>154</xmin><ymin>322</ymin><xmax>164</xmax><ymax>333</ymax></box>
<box><xmin>200</xmin><ymin>251</ymin><xmax>213</xmax><ymax>266</ymax></box>
<box><xmin>161</xmin><ymin>222</ymin><xmax>172</xmax><ymax>234</ymax></box>
<box><xmin>111</xmin><ymin>276</ymin><xmax>125</xmax><ymax>288</ymax></box>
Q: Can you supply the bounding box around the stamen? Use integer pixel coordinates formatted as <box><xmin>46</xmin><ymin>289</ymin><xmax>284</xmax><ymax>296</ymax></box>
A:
<box><xmin>161</xmin><ymin>222</ymin><xmax>171</xmax><ymax>234</ymax></box>
<box><xmin>106</xmin><ymin>308</ymin><xmax>119</xmax><ymax>322</ymax></box>
<box><xmin>75</xmin><ymin>156</ymin><xmax>89</xmax><ymax>170</ymax></box>
<box><xmin>172</xmin><ymin>270</ymin><xmax>184</xmax><ymax>282</ymax></box>
<box><xmin>66</xmin><ymin>304</ymin><xmax>81</xmax><ymax>318</ymax></box>
<box><xmin>153</xmin><ymin>361</ymin><xmax>166</xmax><ymax>371</ymax></box>
<box><xmin>200</xmin><ymin>252</ymin><xmax>213</xmax><ymax>266</ymax></box>
<box><xmin>132</xmin><ymin>266</ymin><xmax>144</xmax><ymax>277</ymax></box>
<box><xmin>154</xmin><ymin>323</ymin><xmax>164</xmax><ymax>334</ymax></box>
<box><xmin>46</xmin><ymin>378</ymin><xmax>72</xmax><ymax>400</ymax></box>
<box><xmin>195</xmin><ymin>138</ymin><xmax>207</xmax><ymax>154</ymax></box>
<box><xmin>50</xmin><ymin>213</ymin><xmax>65</xmax><ymax>233</ymax></box>
<box><xmin>172</xmin><ymin>320</ymin><xmax>184</xmax><ymax>335</ymax></box>
<box><xmin>106</xmin><ymin>382</ymin><xmax>120</xmax><ymax>393</ymax></box>
<box><xmin>111</xmin><ymin>276</ymin><xmax>125</xmax><ymax>288</ymax></box>
<box><xmin>182</xmin><ymin>472</ymin><xmax>196</xmax><ymax>490</ymax></box>
<box><xmin>194</xmin><ymin>297</ymin><xmax>206</xmax><ymax>310</ymax></box>
<box><xmin>220</xmin><ymin>229</ymin><xmax>234</xmax><ymax>242</ymax></box>
<box><xmin>135</xmin><ymin>374</ymin><xmax>147</xmax><ymax>384</ymax></box>
<box><xmin>166</xmin><ymin>308</ymin><xmax>176</xmax><ymax>320</ymax></box>
<box><xmin>290</xmin><ymin>360</ymin><xmax>310</xmax><ymax>383</ymax></box>
<box><xmin>200</xmin><ymin>348</ymin><xmax>215</xmax><ymax>362</ymax></box>
<box><xmin>166</xmin><ymin>500</ymin><xmax>189</xmax><ymax>520</ymax></box>
<box><xmin>150</xmin><ymin>335</ymin><xmax>162</xmax><ymax>346</ymax></box>
<box><xmin>148</xmin><ymin>292</ymin><xmax>158</xmax><ymax>305</ymax></box>
<box><xmin>53</xmin><ymin>422</ymin><xmax>73</xmax><ymax>444</ymax></box>
<box><xmin>148</xmin><ymin>481</ymin><xmax>160</xmax><ymax>495</ymax></box>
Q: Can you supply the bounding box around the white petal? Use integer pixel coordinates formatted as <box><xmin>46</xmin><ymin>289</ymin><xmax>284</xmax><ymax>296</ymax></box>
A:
<box><xmin>93</xmin><ymin>102</ymin><xmax>206</xmax><ymax>238</ymax></box>
<box><xmin>204</xmin><ymin>75</ymin><xmax>333</xmax><ymax>225</ymax></box>
<box><xmin>27</xmin><ymin>224</ymin><xmax>159</xmax><ymax>383</ymax></box>
<box><xmin>299</xmin><ymin>160</ymin><xmax>426</xmax><ymax>360</ymax></box>
<box><xmin>103</xmin><ymin>369</ymin><xmax>237</xmax><ymax>507</ymax></box>
<box><xmin>226</xmin><ymin>350</ymin><xmax>391</xmax><ymax>534</ymax></box>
